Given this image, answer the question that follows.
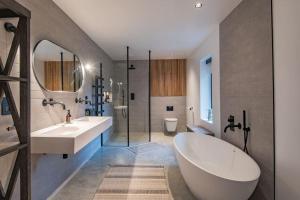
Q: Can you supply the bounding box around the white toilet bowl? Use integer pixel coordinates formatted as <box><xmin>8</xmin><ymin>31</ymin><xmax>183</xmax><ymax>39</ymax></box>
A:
<box><xmin>165</xmin><ymin>118</ymin><xmax>178</xmax><ymax>132</ymax></box>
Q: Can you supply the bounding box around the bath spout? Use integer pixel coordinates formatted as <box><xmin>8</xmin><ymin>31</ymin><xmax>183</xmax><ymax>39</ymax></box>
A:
<box><xmin>224</xmin><ymin>125</ymin><xmax>231</xmax><ymax>133</ymax></box>
<box><xmin>224</xmin><ymin>115</ymin><xmax>241</xmax><ymax>133</ymax></box>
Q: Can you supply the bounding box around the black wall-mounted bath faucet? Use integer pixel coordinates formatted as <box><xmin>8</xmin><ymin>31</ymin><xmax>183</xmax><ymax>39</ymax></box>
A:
<box><xmin>224</xmin><ymin>115</ymin><xmax>241</xmax><ymax>133</ymax></box>
<box><xmin>224</xmin><ymin>111</ymin><xmax>251</xmax><ymax>154</ymax></box>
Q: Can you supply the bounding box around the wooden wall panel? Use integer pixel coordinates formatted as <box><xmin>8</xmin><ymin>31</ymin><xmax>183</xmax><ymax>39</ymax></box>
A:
<box><xmin>63</xmin><ymin>61</ymin><xmax>75</xmax><ymax>92</ymax></box>
<box><xmin>44</xmin><ymin>61</ymin><xmax>76</xmax><ymax>92</ymax></box>
<box><xmin>44</xmin><ymin>61</ymin><xmax>61</xmax><ymax>91</ymax></box>
<box><xmin>151</xmin><ymin>59</ymin><xmax>186</xmax><ymax>96</ymax></box>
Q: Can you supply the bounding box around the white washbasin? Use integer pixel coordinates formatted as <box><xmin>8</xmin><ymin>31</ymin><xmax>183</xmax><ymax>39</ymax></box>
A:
<box><xmin>31</xmin><ymin>116</ymin><xmax>112</xmax><ymax>154</ymax></box>
<box><xmin>40</xmin><ymin>125</ymin><xmax>80</xmax><ymax>136</ymax></box>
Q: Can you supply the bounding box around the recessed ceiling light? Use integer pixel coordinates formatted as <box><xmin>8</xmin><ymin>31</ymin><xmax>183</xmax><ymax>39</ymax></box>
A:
<box><xmin>195</xmin><ymin>2</ymin><xmax>203</xmax><ymax>8</ymax></box>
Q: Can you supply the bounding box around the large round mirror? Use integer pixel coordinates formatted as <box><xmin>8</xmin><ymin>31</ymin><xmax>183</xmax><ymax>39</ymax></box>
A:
<box><xmin>33</xmin><ymin>40</ymin><xmax>83</xmax><ymax>92</ymax></box>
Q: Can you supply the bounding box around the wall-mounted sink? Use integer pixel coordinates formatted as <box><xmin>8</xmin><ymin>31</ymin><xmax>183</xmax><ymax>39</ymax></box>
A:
<box><xmin>39</xmin><ymin>125</ymin><xmax>80</xmax><ymax>136</ymax></box>
<box><xmin>31</xmin><ymin>116</ymin><xmax>112</xmax><ymax>154</ymax></box>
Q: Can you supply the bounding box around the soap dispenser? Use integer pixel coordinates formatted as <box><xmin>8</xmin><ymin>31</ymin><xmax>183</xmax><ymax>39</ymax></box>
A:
<box><xmin>66</xmin><ymin>109</ymin><xmax>71</xmax><ymax>123</ymax></box>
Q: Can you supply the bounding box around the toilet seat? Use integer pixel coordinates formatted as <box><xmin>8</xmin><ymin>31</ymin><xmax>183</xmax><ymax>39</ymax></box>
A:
<box><xmin>165</xmin><ymin>118</ymin><xmax>178</xmax><ymax>122</ymax></box>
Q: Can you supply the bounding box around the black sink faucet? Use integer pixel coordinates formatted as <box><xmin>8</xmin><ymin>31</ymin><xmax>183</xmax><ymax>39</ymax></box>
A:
<box><xmin>42</xmin><ymin>98</ymin><xmax>66</xmax><ymax>110</ymax></box>
<box><xmin>224</xmin><ymin>115</ymin><xmax>241</xmax><ymax>133</ymax></box>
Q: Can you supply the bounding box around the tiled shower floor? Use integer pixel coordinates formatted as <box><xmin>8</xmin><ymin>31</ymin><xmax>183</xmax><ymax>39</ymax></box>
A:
<box><xmin>50</xmin><ymin>132</ymin><xmax>196</xmax><ymax>200</ymax></box>
<box><xmin>103</xmin><ymin>131</ymin><xmax>150</xmax><ymax>146</ymax></box>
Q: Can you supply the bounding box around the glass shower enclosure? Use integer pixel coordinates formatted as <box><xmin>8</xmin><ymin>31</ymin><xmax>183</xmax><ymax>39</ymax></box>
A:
<box><xmin>103</xmin><ymin>47</ymin><xmax>151</xmax><ymax>146</ymax></box>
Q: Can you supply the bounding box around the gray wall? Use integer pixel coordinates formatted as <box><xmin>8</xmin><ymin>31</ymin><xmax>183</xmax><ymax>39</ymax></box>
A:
<box><xmin>220</xmin><ymin>0</ymin><xmax>274</xmax><ymax>199</ymax></box>
<box><xmin>151</xmin><ymin>96</ymin><xmax>186</xmax><ymax>132</ymax></box>
<box><xmin>273</xmin><ymin>1</ymin><xmax>300</xmax><ymax>199</ymax></box>
<box><xmin>129</xmin><ymin>60</ymin><xmax>150</xmax><ymax>133</ymax></box>
<box><xmin>110</xmin><ymin>60</ymin><xmax>150</xmax><ymax>139</ymax></box>
<box><xmin>129</xmin><ymin>60</ymin><xmax>186</xmax><ymax>133</ymax></box>
<box><xmin>10</xmin><ymin>0</ymin><xmax>113</xmax><ymax>199</ymax></box>
<box><xmin>111</xmin><ymin>60</ymin><xmax>186</xmax><ymax>135</ymax></box>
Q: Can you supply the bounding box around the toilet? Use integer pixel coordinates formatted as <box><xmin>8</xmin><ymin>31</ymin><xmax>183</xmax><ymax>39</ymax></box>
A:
<box><xmin>164</xmin><ymin>118</ymin><xmax>178</xmax><ymax>133</ymax></box>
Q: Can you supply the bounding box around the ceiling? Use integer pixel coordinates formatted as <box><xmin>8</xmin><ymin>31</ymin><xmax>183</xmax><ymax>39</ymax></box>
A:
<box><xmin>53</xmin><ymin>0</ymin><xmax>241</xmax><ymax>60</ymax></box>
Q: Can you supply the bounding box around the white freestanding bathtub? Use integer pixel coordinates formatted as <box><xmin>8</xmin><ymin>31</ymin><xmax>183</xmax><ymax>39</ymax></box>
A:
<box><xmin>174</xmin><ymin>132</ymin><xmax>260</xmax><ymax>200</ymax></box>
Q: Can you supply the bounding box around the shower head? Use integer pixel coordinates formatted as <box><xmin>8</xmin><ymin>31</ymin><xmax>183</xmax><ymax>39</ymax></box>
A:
<box><xmin>109</xmin><ymin>78</ymin><xmax>113</xmax><ymax>88</ymax></box>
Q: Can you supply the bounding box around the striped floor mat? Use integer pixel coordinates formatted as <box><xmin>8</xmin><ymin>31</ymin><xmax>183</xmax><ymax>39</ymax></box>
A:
<box><xmin>93</xmin><ymin>165</ymin><xmax>173</xmax><ymax>200</ymax></box>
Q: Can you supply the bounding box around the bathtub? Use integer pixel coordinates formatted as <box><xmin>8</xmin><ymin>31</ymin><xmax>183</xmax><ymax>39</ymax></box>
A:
<box><xmin>174</xmin><ymin>132</ymin><xmax>260</xmax><ymax>200</ymax></box>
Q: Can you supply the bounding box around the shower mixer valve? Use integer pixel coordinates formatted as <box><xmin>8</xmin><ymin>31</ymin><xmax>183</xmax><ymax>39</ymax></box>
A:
<box><xmin>224</xmin><ymin>115</ymin><xmax>241</xmax><ymax>133</ymax></box>
<box><xmin>223</xmin><ymin>111</ymin><xmax>251</xmax><ymax>154</ymax></box>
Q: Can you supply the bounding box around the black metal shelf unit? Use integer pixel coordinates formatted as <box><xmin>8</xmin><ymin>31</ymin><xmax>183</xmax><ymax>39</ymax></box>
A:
<box><xmin>93</xmin><ymin>63</ymin><xmax>104</xmax><ymax>145</ymax></box>
<box><xmin>0</xmin><ymin>1</ymin><xmax>31</xmax><ymax>200</ymax></box>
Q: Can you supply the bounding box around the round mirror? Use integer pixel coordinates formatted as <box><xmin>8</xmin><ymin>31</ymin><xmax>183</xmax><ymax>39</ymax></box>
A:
<box><xmin>33</xmin><ymin>40</ymin><xmax>83</xmax><ymax>92</ymax></box>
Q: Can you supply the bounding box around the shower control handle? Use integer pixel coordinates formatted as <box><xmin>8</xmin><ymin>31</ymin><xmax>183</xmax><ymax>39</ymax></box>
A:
<box><xmin>224</xmin><ymin>115</ymin><xmax>241</xmax><ymax>133</ymax></box>
<box><xmin>228</xmin><ymin>115</ymin><xmax>234</xmax><ymax>123</ymax></box>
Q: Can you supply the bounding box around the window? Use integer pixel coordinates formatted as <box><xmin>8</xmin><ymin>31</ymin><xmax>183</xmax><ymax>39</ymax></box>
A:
<box><xmin>200</xmin><ymin>57</ymin><xmax>213</xmax><ymax>123</ymax></box>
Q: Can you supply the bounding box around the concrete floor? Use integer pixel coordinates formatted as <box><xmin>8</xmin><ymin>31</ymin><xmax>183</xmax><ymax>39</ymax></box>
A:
<box><xmin>104</xmin><ymin>131</ymin><xmax>150</xmax><ymax>146</ymax></box>
<box><xmin>50</xmin><ymin>132</ymin><xmax>196</xmax><ymax>200</ymax></box>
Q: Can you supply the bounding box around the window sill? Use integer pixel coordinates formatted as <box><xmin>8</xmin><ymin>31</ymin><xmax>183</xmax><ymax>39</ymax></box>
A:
<box><xmin>201</xmin><ymin>119</ymin><xmax>213</xmax><ymax>124</ymax></box>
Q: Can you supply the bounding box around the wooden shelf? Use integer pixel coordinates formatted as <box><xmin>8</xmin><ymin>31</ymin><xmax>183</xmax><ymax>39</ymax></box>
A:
<box><xmin>0</xmin><ymin>75</ymin><xmax>27</xmax><ymax>82</ymax></box>
<box><xmin>93</xmin><ymin>94</ymin><xmax>104</xmax><ymax>97</ymax></box>
<box><xmin>0</xmin><ymin>143</ymin><xmax>27</xmax><ymax>157</ymax></box>
<box><xmin>92</xmin><ymin>85</ymin><xmax>104</xmax><ymax>88</ymax></box>
<box><xmin>0</xmin><ymin>1</ymin><xmax>31</xmax><ymax>199</ymax></box>
<box><xmin>0</xmin><ymin>1</ymin><xmax>31</xmax><ymax>18</ymax></box>
<box><xmin>91</xmin><ymin>102</ymin><xmax>112</xmax><ymax>106</ymax></box>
